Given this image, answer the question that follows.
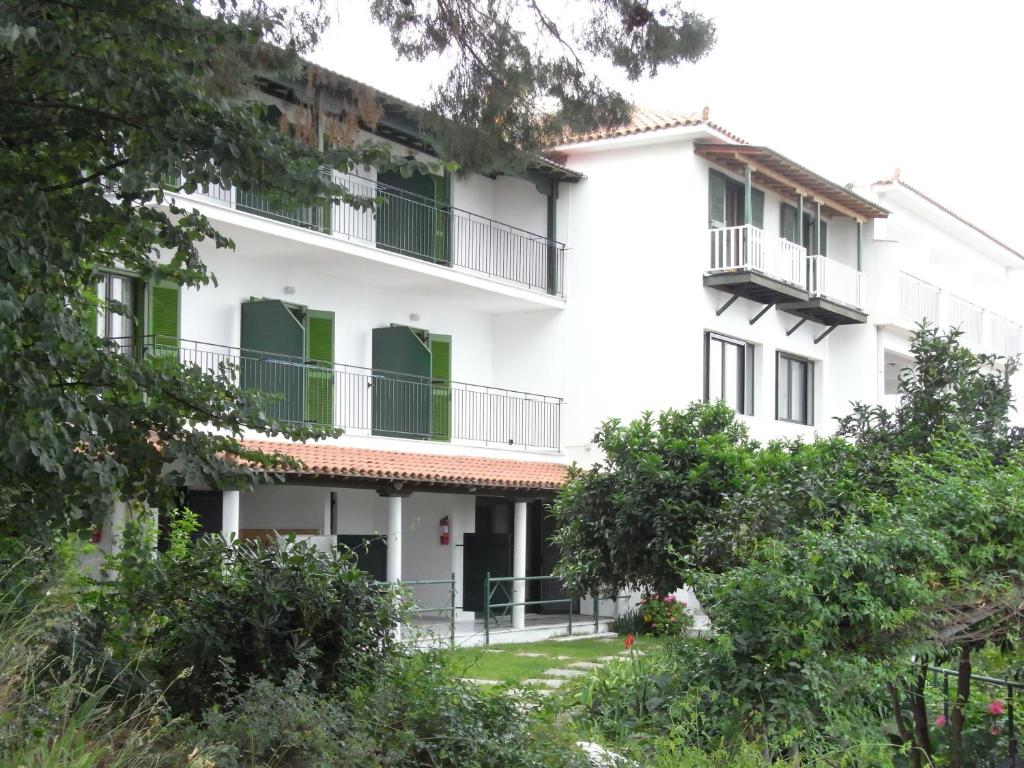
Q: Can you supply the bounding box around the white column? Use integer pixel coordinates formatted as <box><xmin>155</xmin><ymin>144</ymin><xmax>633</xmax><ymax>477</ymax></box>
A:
<box><xmin>386</xmin><ymin>494</ymin><xmax>402</xmax><ymax>583</ymax></box>
<box><xmin>512</xmin><ymin>500</ymin><xmax>528</xmax><ymax>630</ymax></box>
<box><xmin>221</xmin><ymin>490</ymin><xmax>240</xmax><ymax>542</ymax></box>
<box><xmin>109</xmin><ymin>500</ymin><xmax>128</xmax><ymax>556</ymax></box>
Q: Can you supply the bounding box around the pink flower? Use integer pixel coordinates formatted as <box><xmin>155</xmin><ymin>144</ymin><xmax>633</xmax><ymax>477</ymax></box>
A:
<box><xmin>989</xmin><ymin>700</ymin><xmax>1005</xmax><ymax>716</ymax></box>
<box><xmin>663</xmin><ymin>594</ymin><xmax>676</xmax><ymax>604</ymax></box>
<box><xmin>934</xmin><ymin>715</ymin><xmax>947</xmax><ymax>727</ymax></box>
<box><xmin>991</xmin><ymin>726</ymin><xmax>1002</xmax><ymax>736</ymax></box>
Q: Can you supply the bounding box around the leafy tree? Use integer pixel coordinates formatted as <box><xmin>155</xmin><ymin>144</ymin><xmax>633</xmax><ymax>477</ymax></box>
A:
<box><xmin>552</xmin><ymin>401</ymin><xmax>756</xmax><ymax>597</ymax></box>
<box><xmin>1</xmin><ymin>0</ymin><xmax>714</xmax><ymax>540</ymax></box>
<box><xmin>369</xmin><ymin>0</ymin><xmax>716</xmax><ymax>169</ymax></box>
<box><xmin>552</xmin><ymin>329</ymin><xmax>1024</xmax><ymax>759</ymax></box>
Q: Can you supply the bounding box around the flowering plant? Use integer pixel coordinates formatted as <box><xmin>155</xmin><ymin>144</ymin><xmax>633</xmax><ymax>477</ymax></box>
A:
<box><xmin>638</xmin><ymin>593</ymin><xmax>692</xmax><ymax>636</ymax></box>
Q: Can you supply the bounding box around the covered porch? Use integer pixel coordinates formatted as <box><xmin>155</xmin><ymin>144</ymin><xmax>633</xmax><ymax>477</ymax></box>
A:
<box><xmin>185</xmin><ymin>441</ymin><xmax>613</xmax><ymax>647</ymax></box>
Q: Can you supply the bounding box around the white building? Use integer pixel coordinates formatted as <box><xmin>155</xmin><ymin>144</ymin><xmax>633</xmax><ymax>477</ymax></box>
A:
<box><xmin>94</xmin><ymin>78</ymin><xmax>1024</xmax><ymax>643</ymax></box>
<box><xmin>551</xmin><ymin>108</ymin><xmax>1024</xmax><ymax>454</ymax></box>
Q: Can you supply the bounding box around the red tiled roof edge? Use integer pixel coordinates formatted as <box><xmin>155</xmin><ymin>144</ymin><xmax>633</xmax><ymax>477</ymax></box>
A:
<box><xmin>556</xmin><ymin>106</ymin><xmax>747</xmax><ymax>147</ymax></box>
<box><xmin>241</xmin><ymin>440</ymin><xmax>568</xmax><ymax>491</ymax></box>
<box><xmin>875</xmin><ymin>177</ymin><xmax>1023</xmax><ymax>260</ymax></box>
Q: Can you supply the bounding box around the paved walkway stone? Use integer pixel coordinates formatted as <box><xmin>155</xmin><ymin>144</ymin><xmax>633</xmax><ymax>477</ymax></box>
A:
<box><xmin>522</xmin><ymin>677</ymin><xmax>566</xmax><ymax>688</ymax></box>
<box><xmin>567</xmin><ymin>661</ymin><xmax>604</xmax><ymax>670</ymax></box>
<box><xmin>545</xmin><ymin>668</ymin><xmax>586</xmax><ymax>678</ymax></box>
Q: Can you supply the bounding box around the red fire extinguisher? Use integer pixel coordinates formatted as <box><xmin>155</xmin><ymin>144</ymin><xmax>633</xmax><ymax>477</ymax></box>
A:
<box><xmin>439</xmin><ymin>515</ymin><xmax>450</xmax><ymax>546</ymax></box>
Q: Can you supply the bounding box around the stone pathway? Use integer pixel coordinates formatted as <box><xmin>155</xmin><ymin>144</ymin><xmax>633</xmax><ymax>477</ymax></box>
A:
<box><xmin>467</xmin><ymin>647</ymin><xmax>640</xmax><ymax>692</ymax></box>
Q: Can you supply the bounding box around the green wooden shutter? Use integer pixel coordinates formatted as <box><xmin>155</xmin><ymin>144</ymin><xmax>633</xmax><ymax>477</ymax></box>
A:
<box><xmin>240</xmin><ymin>299</ymin><xmax>306</xmax><ymax>423</ymax></box>
<box><xmin>708</xmin><ymin>170</ymin><xmax>727</xmax><ymax>228</ymax></box>
<box><xmin>751</xmin><ymin>188</ymin><xmax>765</xmax><ymax>229</ymax></box>
<box><xmin>372</xmin><ymin>325</ymin><xmax>432</xmax><ymax>438</ymax></box>
<box><xmin>430</xmin><ymin>335</ymin><xmax>452</xmax><ymax>441</ymax></box>
<box><xmin>818</xmin><ymin>219</ymin><xmax>828</xmax><ymax>256</ymax></box>
<box><xmin>304</xmin><ymin>310</ymin><xmax>335</xmax><ymax>427</ymax></box>
<box><xmin>780</xmin><ymin>203</ymin><xmax>798</xmax><ymax>243</ymax></box>
<box><xmin>148</xmin><ymin>281</ymin><xmax>180</xmax><ymax>356</ymax></box>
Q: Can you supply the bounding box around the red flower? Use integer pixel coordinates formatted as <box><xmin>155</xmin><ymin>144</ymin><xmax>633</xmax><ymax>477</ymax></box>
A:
<box><xmin>624</xmin><ymin>633</ymin><xmax>635</xmax><ymax>651</ymax></box>
<box><xmin>989</xmin><ymin>700</ymin><xmax>1005</xmax><ymax>716</ymax></box>
<box><xmin>934</xmin><ymin>715</ymin><xmax>947</xmax><ymax>727</ymax></box>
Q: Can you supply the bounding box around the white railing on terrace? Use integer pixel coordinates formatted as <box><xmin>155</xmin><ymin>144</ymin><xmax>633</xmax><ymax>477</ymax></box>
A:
<box><xmin>164</xmin><ymin>171</ymin><xmax>565</xmax><ymax>298</ymax></box>
<box><xmin>899</xmin><ymin>272</ymin><xmax>941</xmax><ymax>324</ymax></box>
<box><xmin>947</xmin><ymin>293</ymin><xmax>986</xmax><ymax>349</ymax></box>
<box><xmin>899</xmin><ymin>272</ymin><xmax>1022</xmax><ymax>357</ymax></box>
<box><xmin>808</xmin><ymin>255</ymin><xmax>865</xmax><ymax>309</ymax></box>
<box><xmin>707</xmin><ymin>225</ymin><xmax>806</xmax><ymax>288</ymax></box>
<box><xmin>990</xmin><ymin>314</ymin><xmax>1023</xmax><ymax>358</ymax></box>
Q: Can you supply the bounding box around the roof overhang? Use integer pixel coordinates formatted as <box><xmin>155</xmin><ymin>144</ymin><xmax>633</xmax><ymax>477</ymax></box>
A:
<box><xmin>695</xmin><ymin>143</ymin><xmax>889</xmax><ymax>222</ymax></box>
<box><xmin>242</xmin><ymin>440</ymin><xmax>568</xmax><ymax>495</ymax></box>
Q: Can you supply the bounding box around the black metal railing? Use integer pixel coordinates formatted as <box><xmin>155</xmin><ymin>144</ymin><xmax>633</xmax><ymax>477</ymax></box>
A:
<box><xmin>927</xmin><ymin>665</ymin><xmax>1023</xmax><ymax>767</ymax></box>
<box><xmin>140</xmin><ymin>336</ymin><xmax>562</xmax><ymax>451</ymax></box>
<box><xmin>167</xmin><ymin>170</ymin><xmax>566</xmax><ymax>297</ymax></box>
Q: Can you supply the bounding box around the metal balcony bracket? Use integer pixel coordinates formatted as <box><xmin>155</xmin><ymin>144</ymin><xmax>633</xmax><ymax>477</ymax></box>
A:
<box><xmin>814</xmin><ymin>325</ymin><xmax>838</xmax><ymax>344</ymax></box>
<box><xmin>785</xmin><ymin>318</ymin><xmax>807</xmax><ymax>336</ymax></box>
<box><xmin>749</xmin><ymin>304</ymin><xmax>775</xmax><ymax>325</ymax></box>
<box><xmin>716</xmin><ymin>294</ymin><xmax>740</xmax><ymax>316</ymax></box>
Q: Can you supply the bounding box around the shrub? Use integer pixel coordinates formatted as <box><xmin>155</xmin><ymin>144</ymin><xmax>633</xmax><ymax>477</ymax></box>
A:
<box><xmin>638</xmin><ymin>593</ymin><xmax>693</xmax><ymax>636</ymax></box>
<box><xmin>103</xmin><ymin>523</ymin><xmax>404</xmax><ymax>716</ymax></box>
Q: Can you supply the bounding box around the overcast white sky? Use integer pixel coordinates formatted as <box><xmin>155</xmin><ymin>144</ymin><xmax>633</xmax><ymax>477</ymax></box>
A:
<box><xmin>311</xmin><ymin>0</ymin><xmax>1023</xmax><ymax>250</ymax></box>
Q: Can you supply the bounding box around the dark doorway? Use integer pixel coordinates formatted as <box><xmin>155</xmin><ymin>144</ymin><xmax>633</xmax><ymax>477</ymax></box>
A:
<box><xmin>337</xmin><ymin>535</ymin><xmax>388</xmax><ymax>581</ymax></box>
<box><xmin>526</xmin><ymin>502</ymin><xmax>576</xmax><ymax>614</ymax></box>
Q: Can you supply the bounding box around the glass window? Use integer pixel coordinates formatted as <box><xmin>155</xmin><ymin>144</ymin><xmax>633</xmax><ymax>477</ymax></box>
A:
<box><xmin>777</xmin><ymin>353</ymin><xmax>813</xmax><ymax>425</ymax></box>
<box><xmin>704</xmin><ymin>332</ymin><xmax>753</xmax><ymax>415</ymax></box>
<box><xmin>97</xmin><ymin>273</ymin><xmax>137</xmax><ymax>355</ymax></box>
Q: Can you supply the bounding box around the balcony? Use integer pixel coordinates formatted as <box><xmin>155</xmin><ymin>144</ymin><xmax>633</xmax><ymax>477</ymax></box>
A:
<box><xmin>143</xmin><ymin>337</ymin><xmax>562</xmax><ymax>452</ymax></box>
<box><xmin>705</xmin><ymin>226</ymin><xmax>867</xmax><ymax>325</ymax></box>
<box><xmin>898</xmin><ymin>272</ymin><xmax>1021</xmax><ymax>357</ymax></box>
<box><xmin>166</xmin><ymin>171</ymin><xmax>565</xmax><ymax>298</ymax></box>
<box><xmin>704</xmin><ymin>225</ymin><xmax>809</xmax><ymax>304</ymax></box>
<box><xmin>778</xmin><ymin>255</ymin><xmax>868</xmax><ymax>326</ymax></box>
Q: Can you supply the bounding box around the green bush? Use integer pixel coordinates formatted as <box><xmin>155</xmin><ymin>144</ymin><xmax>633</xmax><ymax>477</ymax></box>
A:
<box><xmin>187</xmin><ymin>651</ymin><xmax>589</xmax><ymax>768</ymax></box>
<box><xmin>103</xmin><ymin>524</ymin><xmax>404</xmax><ymax>716</ymax></box>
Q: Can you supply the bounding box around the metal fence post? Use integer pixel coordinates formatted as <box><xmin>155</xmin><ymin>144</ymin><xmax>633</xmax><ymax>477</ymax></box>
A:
<box><xmin>449</xmin><ymin>572</ymin><xmax>456</xmax><ymax>649</ymax></box>
<box><xmin>568</xmin><ymin>597</ymin><xmax>573</xmax><ymax>636</ymax></box>
<box><xmin>484</xmin><ymin>572</ymin><xmax>491</xmax><ymax>647</ymax></box>
<box><xmin>593</xmin><ymin>594</ymin><xmax>599</xmax><ymax>633</ymax></box>
<box><xmin>1010</xmin><ymin>684</ymin><xmax>1017</xmax><ymax>763</ymax></box>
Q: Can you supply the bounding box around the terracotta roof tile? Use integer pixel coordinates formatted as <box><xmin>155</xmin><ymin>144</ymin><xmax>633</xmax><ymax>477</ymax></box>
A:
<box><xmin>559</xmin><ymin>105</ymin><xmax>746</xmax><ymax>146</ymax></box>
<box><xmin>242</xmin><ymin>440</ymin><xmax>568</xmax><ymax>492</ymax></box>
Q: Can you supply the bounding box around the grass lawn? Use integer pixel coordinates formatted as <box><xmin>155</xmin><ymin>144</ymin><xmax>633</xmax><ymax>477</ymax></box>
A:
<box><xmin>445</xmin><ymin>635</ymin><xmax>665</xmax><ymax>684</ymax></box>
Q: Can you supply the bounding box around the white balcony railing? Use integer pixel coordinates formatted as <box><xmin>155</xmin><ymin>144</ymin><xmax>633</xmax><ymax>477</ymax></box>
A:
<box><xmin>708</xmin><ymin>225</ymin><xmax>807</xmax><ymax>288</ymax></box>
<box><xmin>899</xmin><ymin>272</ymin><xmax>941</xmax><ymax>324</ymax></box>
<box><xmin>808</xmin><ymin>255</ymin><xmax>865</xmax><ymax>309</ymax></box>
<box><xmin>947</xmin><ymin>294</ymin><xmax>986</xmax><ymax>349</ymax></box>
<box><xmin>898</xmin><ymin>272</ymin><xmax>1022</xmax><ymax>357</ymax></box>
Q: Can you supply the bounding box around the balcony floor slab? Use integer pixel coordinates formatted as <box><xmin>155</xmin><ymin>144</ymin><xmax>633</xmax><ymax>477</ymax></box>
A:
<box><xmin>703</xmin><ymin>271</ymin><xmax>809</xmax><ymax>305</ymax></box>
<box><xmin>777</xmin><ymin>297</ymin><xmax>867</xmax><ymax>326</ymax></box>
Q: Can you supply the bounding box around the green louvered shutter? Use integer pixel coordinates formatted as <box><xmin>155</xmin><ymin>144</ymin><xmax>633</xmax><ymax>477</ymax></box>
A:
<box><xmin>751</xmin><ymin>188</ymin><xmax>765</xmax><ymax>229</ymax></box>
<box><xmin>305</xmin><ymin>310</ymin><xmax>335</xmax><ymax>427</ymax></box>
<box><xmin>708</xmin><ymin>171</ymin><xmax>727</xmax><ymax>228</ymax></box>
<box><xmin>780</xmin><ymin>203</ymin><xmax>799</xmax><ymax>243</ymax></box>
<box><xmin>817</xmin><ymin>219</ymin><xmax>828</xmax><ymax>256</ymax></box>
<box><xmin>148</xmin><ymin>281</ymin><xmax>180</xmax><ymax>357</ymax></box>
<box><xmin>430</xmin><ymin>335</ymin><xmax>452</xmax><ymax>441</ymax></box>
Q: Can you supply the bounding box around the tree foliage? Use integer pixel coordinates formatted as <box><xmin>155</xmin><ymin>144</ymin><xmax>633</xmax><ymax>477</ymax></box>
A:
<box><xmin>369</xmin><ymin>0</ymin><xmax>716</xmax><ymax>169</ymax></box>
<box><xmin>553</xmin><ymin>328</ymin><xmax>1024</xmax><ymax>756</ymax></box>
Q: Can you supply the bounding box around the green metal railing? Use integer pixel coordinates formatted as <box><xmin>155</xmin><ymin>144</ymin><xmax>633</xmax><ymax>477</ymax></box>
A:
<box><xmin>927</xmin><ymin>665</ymin><xmax>1023</xmax><ymax>767</ymax></box>
<box><xmin>401</xmin><ymin>575</ymin><xmax>457</xmax><ymax>648</ymax></box>
<box><xmin>483</xmin><ymin>572</ymin><xmax>603</xmax><ymax>646</ymax></box>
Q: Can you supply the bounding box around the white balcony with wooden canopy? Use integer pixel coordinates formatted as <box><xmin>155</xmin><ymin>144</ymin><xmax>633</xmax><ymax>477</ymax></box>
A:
<box><xmin>699</xmin><ymin>142</ymin><xmax>888</xmax><ymax>333</ymax></box>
